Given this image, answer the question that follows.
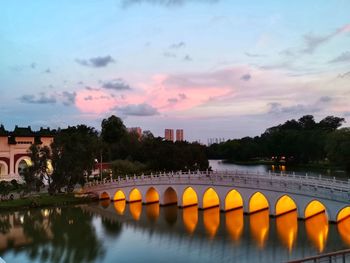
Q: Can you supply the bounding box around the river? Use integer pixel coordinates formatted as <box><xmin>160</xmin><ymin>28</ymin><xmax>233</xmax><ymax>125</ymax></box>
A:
<box><xmin>0</xmin><ymin>161</ymin><xmax>349</xmax><ymax>263</ymax></box>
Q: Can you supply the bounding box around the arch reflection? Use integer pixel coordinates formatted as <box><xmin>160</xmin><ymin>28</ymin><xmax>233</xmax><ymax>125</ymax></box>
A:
<box><xmin>100</xmin><ymin>199</ymin><xmax>110</xmax><ymax>209</ymax></box>
<box><xmin>338</xmin><ymin>217</ymin><xmax>350</xmax><ymax>245</ymax></box>
<box><xmin>250</xmin><ymin>209</ymin><xmax>269</xmax><ymax>248</ymax></box>
<box><xmin>146</xmin><ymin>203</ymin><xmax>160</xmax><ymax>222</ymax></box>
<box><xmin>183</xmin><ymin>205</ymin><xmax>198</xmax><ymax>234</ymax></box>
<box><xmin>164</xmin><ymin>205</ymin><xmax>178</xmax><ymax>226</ymax></box>
<box><xmin>113</xmin><ymin>200</ymin><xmax>126</xmax><ymax>215</ymax></box>
<box><xmin>305</xmin><ymin>212</ymin><xmax>328</xmax><ymax>252</ymax></box>
<box><xmin>203</xmin><ymin>206</ymin><xmax>220</xmax><ymax>239</ymax></box>
<box><xmin>129</xmin><ymin>201</ymin><xmax>142</xmax><ymax>221</ymax></box>
<box><xmin>225</xmin><ymin>208</ymin><xmax>243</xmax><ymax>242</ymax></box>
<box><xmin>276</xmin><ymin>210</ymin><xmax>298</xmax><ymax>251</ymax></box>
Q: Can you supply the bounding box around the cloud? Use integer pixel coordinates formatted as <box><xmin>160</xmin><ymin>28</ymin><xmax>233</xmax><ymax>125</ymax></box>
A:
<box><xmin>178</xmin><ymin>93</ymin><xmax>187</xmax><ymax>100</ymax></box>
<box><xmin>30</xmin><ymin>63</ymin><xmax>36</xmax><ymax>69</ymax></box>
<box><xmin>101</xmin><ymin>79</ymin><xmax>131</xmax><ymax>91</ymax></box>
<box><xmin>168</xmin><ymin>98</ymin><xmax>178</xmax><ymax>103</ymax></box>
<box><xmin>44</xmin><ymin>68</ymin><xmax>51</xmax><ymax>74</ymax></box>
<box><xmin>19</xmin><ymin>93</ymin><xmax>57</xmax><ymax>104</ymax></box>
<box><xmin>302</xmin><ymin>24</ymin><xmax>350</xmax><ymax>54</ymax></box>
<box><xmin>170</xmin><ymin>41</ymin><xmax>185</xmax><ymax>49</ymax></box>
<box><xmin>75</xmin><ymin>55</ymin><xmax>115</xmax><ymax>68</ymax></box>
<box><xmin>163</xmin><ymin>52</ymin><xmax>177</xmax><ymax>58</ymax></box>
<box><xmin>62</xmin><ymin>91</ymin><xmax>76</xmax><ymax>106</ymax></box>
<box><xmin>337</xmin><ymin>71</ymin><xmax>350</xmax><ymax>78</ymax></box>
<box><xmin>245</xmin><ymin>52</ymin><xmax>265</xmax><ymax>57</ymax></box>
<box><xmin>184</xmin><ymin>55</ymin><xmax>192</xmax><ymax>61</ymax></box>
<box><xmin>241</xmin><ymin>73</ymin><xmax>251</xmax><ymax>81</ymax></box>
<box><xmin>122</xmin><ymin>0</ymin><xmax>220</xmax><ymax>8</ymax></box>
<box><xmin>329</xmin><ymin>51</ymin><xmax>350</xmax><ymax>63</ymax></box>
<box><xmin>118</xmin><ymin>103</ymin><xmax>159</xmax><ymax>116</ymax></box>
<box><xmin>85</xmin><ymin>86</ymin><xmax>100</xmax><ymax>91</ymax></box>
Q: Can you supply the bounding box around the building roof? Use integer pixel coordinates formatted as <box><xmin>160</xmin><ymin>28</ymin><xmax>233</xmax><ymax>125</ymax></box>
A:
<box><xmin>0</xmin><ymin>125</ymin><xmax>8</xmax><ymax>136</ymax></box>
<box><xmin>12</xmin><ymin>126</ymin><xmax>35</xmax><ymax>137</ymax></box>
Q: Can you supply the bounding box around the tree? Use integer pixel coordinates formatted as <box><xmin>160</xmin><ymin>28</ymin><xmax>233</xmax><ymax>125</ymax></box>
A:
<box><xmin>51</xmin><ymin>125</ymin><xmax>99</xmax><ymax>192</ymax></box>
<box><xmin>326</xmin><ymin>128</ymin><xmax>350</xmax><ymax>171</ymax></box>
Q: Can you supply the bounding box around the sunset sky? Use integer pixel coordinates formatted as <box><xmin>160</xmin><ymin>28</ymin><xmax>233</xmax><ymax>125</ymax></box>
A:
<box><xmin>1</xmin><ymin>0</ymin><xmax>350</xmax><ymax>142</ymax></box>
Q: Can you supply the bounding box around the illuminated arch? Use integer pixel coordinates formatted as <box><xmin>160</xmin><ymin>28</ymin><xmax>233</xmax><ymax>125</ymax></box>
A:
<box><xmin>129</xmin><ymin>188</ymin><xmax>142</xmax><ymax>202</ymax></box>
<box><xmin>249</xmin><ymin>192</ymin><xmax>269</xmax><ymax>213</ymax></box>
<box><xmin>0</xmin><ymin>161</ymin><xmax>9</xmax><ymax>176</ymax></box>
<box><xmin>145</xmin><ymin>187</ymin><xmax>160</xmax><ymax>204</ymax></box>
<box><xmin>182</xmin><ymin>187</ymin><xmax>198</xmax><ymax>207</ymax></box>
<box><xmin>304</xmin><ymin>200</ymin><xmax>327</xmax><ymax>219</ymax></box>
<box><xmin>275</xmin><ymin>195</ymin><xmax>297</xmax><ymax>216</ymax></box>
<box><xmin>225</xmin><ymin>189</ymin><xmax>243</xmax><ymax>211</ymax></box>
<box><xmin>337</xmin><ymin>206</ymin><xmax>350</xmax><ymax>222</ymax></box>
<box><xmin>163</xmin><ymin>187</ymin><xmax>178</xmax><ymax>205</ymax></box>
<box><xmin>203</xmin><ymin>188</ymin><xmax>220</xmax><ymax>209</ymax></box>
<box><xmin>100</xmin><ymin>192</ymin><xmax>110</xmax><ymax>200</ymax></box>
<box><xmin>16</xmin><ymin>157</ymin><xmax>32</xmax><ymax>176</ymax></box>
<box><xmin>113</xmin><ymin>190</ymin><xmax>126</xmax><ymax>201</ymax></box>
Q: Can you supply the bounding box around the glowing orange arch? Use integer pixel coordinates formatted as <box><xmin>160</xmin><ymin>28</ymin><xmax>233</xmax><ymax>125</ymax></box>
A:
<box><xmin>275</xmin><ymin>195</ymin><xmax>297</xmax><ymax>216</ymax></box>
<box><xmin>249</xmin><ymin>192</ymin><xmax>269</xmax><ymax>213</ymax></box>
<box><xmin>337</xmin><ymin>206</ymin><xmax>350</xmax><ymax>222</ymax></box>
<box><xmin>203</xmin><ymin>188</ymin><xmax>220</xmax><ymax>209</ymax></box>
<box><xmin>225</xmin><ymin>189</ymin><xmax>243</xmax><ymax>211</ymax></box>
<box><xmin>145</xmin><ymin>187</ymin><xmax>160</xmax><ymax>203</ymax></box>
<box><xmin>305</xmin><ymin>200</ymin><xmax>327</xmax><ymax>219</ymax></box>
<box><xmin>129</xmin><ymin>188</ymin><xmax>142</xmax><ymax>202</ymax></box>
<box><xmin>182</xmin><ymin>187</ymin><xmax>198</xmax><ymax>207</ymax></box>
<box><xmin>113</xmin><ymin>190</ymin><xmax>126</xmax><ymax>201</ymax></box>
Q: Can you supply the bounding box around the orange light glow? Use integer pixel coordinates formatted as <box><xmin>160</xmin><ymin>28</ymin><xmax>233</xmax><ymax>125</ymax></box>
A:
<box><xmin>249</xmin><ymin>192</ymin><xmax>269</xmax><ymax>213</ymax></box>
<box><xmin>203</xmin><ymin>206</ymin><xmax>220</xmax><ymax>238</ymax></box>
<box><xmin>145</xmin><ymin>187</ymin><xmax>160</xmax><ymax>204</ymax></box>
<box><xmin>129</xmin><ymin>201</ymin><xmax>142</xmax><ymax>221</ymax></box>
<box><xmin>100</xmin><ymin>199</ymin><xmax>110</xmax><ymax>208</ymax></box>
<box><xmin>182</xmin><ymin>187</ymin><xmax>198</xmax><ymax>207</ymax></box>
<box><xmin>146</xmin><ymin>203</ymin><xmax>160</xmax><ymax>222</ymax></box>
<box><xmin>203</xmin><ymin>188</ymin><xmax>220</xmax><ymax>209</ymax></box>
<box><xmin>113</xmin><ymin>190</ymin><xmax>126</xmax><ymax>201</ymax></box>
<box><xmin>225</xmin><ymin>190</ymin><xmax>243</xmax><ymax>211</ymax></box>
<box><xmin>305</xmin><ymin>200</ymin><xmax>326</xmax><ymax>219</ymax></box>
<box><xmin>226</xmin><ymin>208</ymin><xmax>244</xmax><ymax>241</ymax></box>
<box><xmin>338</xmin><ymin>217</ymin><xmax>350</xmax><ymax>245</ymax></box>
<box><xmin>113</xmin><ymin>200</ymin><xmax>126</xmax><ymax>215</ymax></box>
<box><xmin>276</xmin><ymin>210</ymin><xmax>298</xmax><ymax>251</ymax></box>
<box><xmin>183</xmin><ymin>205</ymin><xmax>198</xmax><ymax>234</ymax></box>
<box><xmin>275</xmin><ymin>195</ymin><xmax>297</xmax><ymax>216</ymax></box>
<box><xmin>163</xmin><ymin>187</ymin><xmax>178</xmax><ymax>205</ymax></box>
<box><xmin>337</xmin><ymin>207</ymin><xmax>350</xmax><ymax>222</ymax></box>
<box><xmin>305</xmin><ymin>212</ymin><xmax>328</xmax><ymax>252</ymax></box>
<box><xmin>100</xmin><ymin>192</ymin><xmax>110</xmax><ymax>200</ymax></box>
<box><xmin>129</xmin><ymin>188</ymin><xmax>142</xmax><ymax>202</ymax></box>
<box><xmin>250</xmin><ymin>209</ymin><xmax>269</xmax><ymax>248</ymax></box>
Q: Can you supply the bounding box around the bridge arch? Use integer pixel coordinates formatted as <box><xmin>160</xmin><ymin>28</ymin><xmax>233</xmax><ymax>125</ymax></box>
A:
<box><xmin>129</xmin><ymin>188</ymin><xmax>142</xmax><ymax>202</ymax></box>
<box><xmin>182</xmin><ymin>187</ymin><xmax>198</xmax><ymax>207</ymax></box>
<box><xmin>249</xmin><ymin>192</ymin><xmax>269</xmax><ymax>213</ymax></box>
<box><xmin>337</xmin><ymin>206</ymin><xmax>350</xmax><ymax>222</ymax></box>
<box><xmin>145</xmin><ymin>187</ymin><xmax>160</xmax><ymax>204</ymax></box>
<box><xmin>275</xmin><ymin>195</ymin><xmax>297</xmax><ymax>216</ymax></box>
<box><xmin>113</xmin><ymin>190</ymin><xmax>126</xmax><ymax>201</ymax></box>
<box><xmin>224</xmin><ymin>189</ymin><xmax>243</xmax><ymax>211</ymax></box>
<box><xmin>100</xmin><ymin>192</ymin><xmax>110</xmax><ymax>200</ymax></box>
<box><xmin>202</xmin><ymin>187</ymin><xmax>220</xmax><ymax>209</ymax></box>
<box><xmin>304</xmin><ymin>200</ymin><xmax>327</xmax><ymax>219</ymax></box>
<box><xmin>163</xmin><ymin>187</ymin><xmax>178</xmax><ymax>205</ymax></box>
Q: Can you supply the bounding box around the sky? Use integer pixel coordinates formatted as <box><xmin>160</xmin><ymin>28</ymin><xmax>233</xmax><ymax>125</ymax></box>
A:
<box><xmin>1</xmin><ymin>0</ymin><xmax>350</xmax><ymax>143</ymax></box>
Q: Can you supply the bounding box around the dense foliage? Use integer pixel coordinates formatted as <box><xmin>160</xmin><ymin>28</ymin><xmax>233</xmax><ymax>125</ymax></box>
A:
<box><xmin>207</xmin><ymin>115</ymin><xmax>350</xmax><ymax>170</ymax></box>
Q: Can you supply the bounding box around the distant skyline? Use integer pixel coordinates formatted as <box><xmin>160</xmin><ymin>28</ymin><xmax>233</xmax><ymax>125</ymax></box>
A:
<box><xmin>1</xmin><ymin>0</ymin><xmax>350</xmax><ymax>142</ymax></box>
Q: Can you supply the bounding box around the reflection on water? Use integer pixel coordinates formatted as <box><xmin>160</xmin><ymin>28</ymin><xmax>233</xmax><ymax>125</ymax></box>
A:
<box><xmin>1</xmin><ymin>202</ymin><xmax>349</xmax><ymax>263</ymax></box>
<box><xmin>305</xmin><ymin>212</ymin><xmax>329</xmax><ymax>252</ymax></box>
<box><xmin>146</xmin><ymin>203</ymin><xmax>160</xmax><ymax>222</ymax></box>
<box><xmin>113</xmin><ymin>200</ymin><xmax>126</xmax><ymax>215</ymax></box>
<box><xmin>338</xmin><ymin>217</ymin><xmax>350</xmax><ymax>246</ymax></box>
<box><xmin>203</xmin><ymin>206</ymin><xmax>220</xmax><ymax>238</ymax></box>
<box><xmin>276</xmin><ymin>211</ymin><xmax>298</xmax><ymax>251</ymax></box>
<box><xmin>129</xmin><ymin>201</ymin><xmax>142</xmax><ymax>220</ymax></box>
<box><xmin>100</xmin><ymin>199</ymin><xmax>111</xmax><ymax>208</ymax></box>
<box><xmin>183</xmin><ymin>205</ymin><xmax>198</xmax><ymax>234</ymax></box>
<box><xmin>225</xmin><ymin>208</ymin><xmax>243</xmax><ymax>242</ymax></box>
<box><xmin>250</xmin><ymin>209</ymin><xmax>269</xmax><ymax>248</ymax></box>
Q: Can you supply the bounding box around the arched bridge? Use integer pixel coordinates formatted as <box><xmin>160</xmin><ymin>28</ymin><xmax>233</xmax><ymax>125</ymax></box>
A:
<box><xmin>83</xmin><ymin>171</ymin><xmax>350</xmax><ymax>223</ymax></box>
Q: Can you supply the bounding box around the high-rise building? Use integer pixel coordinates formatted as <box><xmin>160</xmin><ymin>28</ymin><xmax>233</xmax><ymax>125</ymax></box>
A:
<box><xmin>127</xmin><ymin>127</ymin><xmax>142</xmax><ymax>139</ymax></box>
<box><xmin>176</xmin><ymin>129</ymin><xmax>184</xmax><ymax>141</ymax></box>
<box><xmin>164</xmin><ymin>129</ymin><xmax>174</xmax><ymax>141</ymax></box>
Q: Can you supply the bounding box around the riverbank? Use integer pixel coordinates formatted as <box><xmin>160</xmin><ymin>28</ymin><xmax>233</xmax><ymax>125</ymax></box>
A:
<box><xmin>0</xmin><ymin>193</ymin><xmax>97</xmax><ymax>211</ymax></box>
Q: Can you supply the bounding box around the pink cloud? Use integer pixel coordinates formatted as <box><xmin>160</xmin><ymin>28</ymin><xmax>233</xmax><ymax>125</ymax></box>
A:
<box><xmin>75</xmin><ymin>89</ymin><xmax>118</xmax><ymax>114</ymax></box>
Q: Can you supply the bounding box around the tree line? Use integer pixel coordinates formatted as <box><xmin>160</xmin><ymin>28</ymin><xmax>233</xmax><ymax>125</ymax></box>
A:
<box><xmin>207</xmin><ymin>115</ymin><xmax>350</xmax><ymax>171</ymax></box>
<box><xmin>24</xmin><ymin>115</ymin><xmax>209</xmax><ymax>193</ymax></box>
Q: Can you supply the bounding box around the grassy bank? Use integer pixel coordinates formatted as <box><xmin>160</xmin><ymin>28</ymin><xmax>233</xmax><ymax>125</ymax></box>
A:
<box><xmin>0</xmin><ymin>193</ymin><xmax>97</xmax><ymax>211</ymax></box>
